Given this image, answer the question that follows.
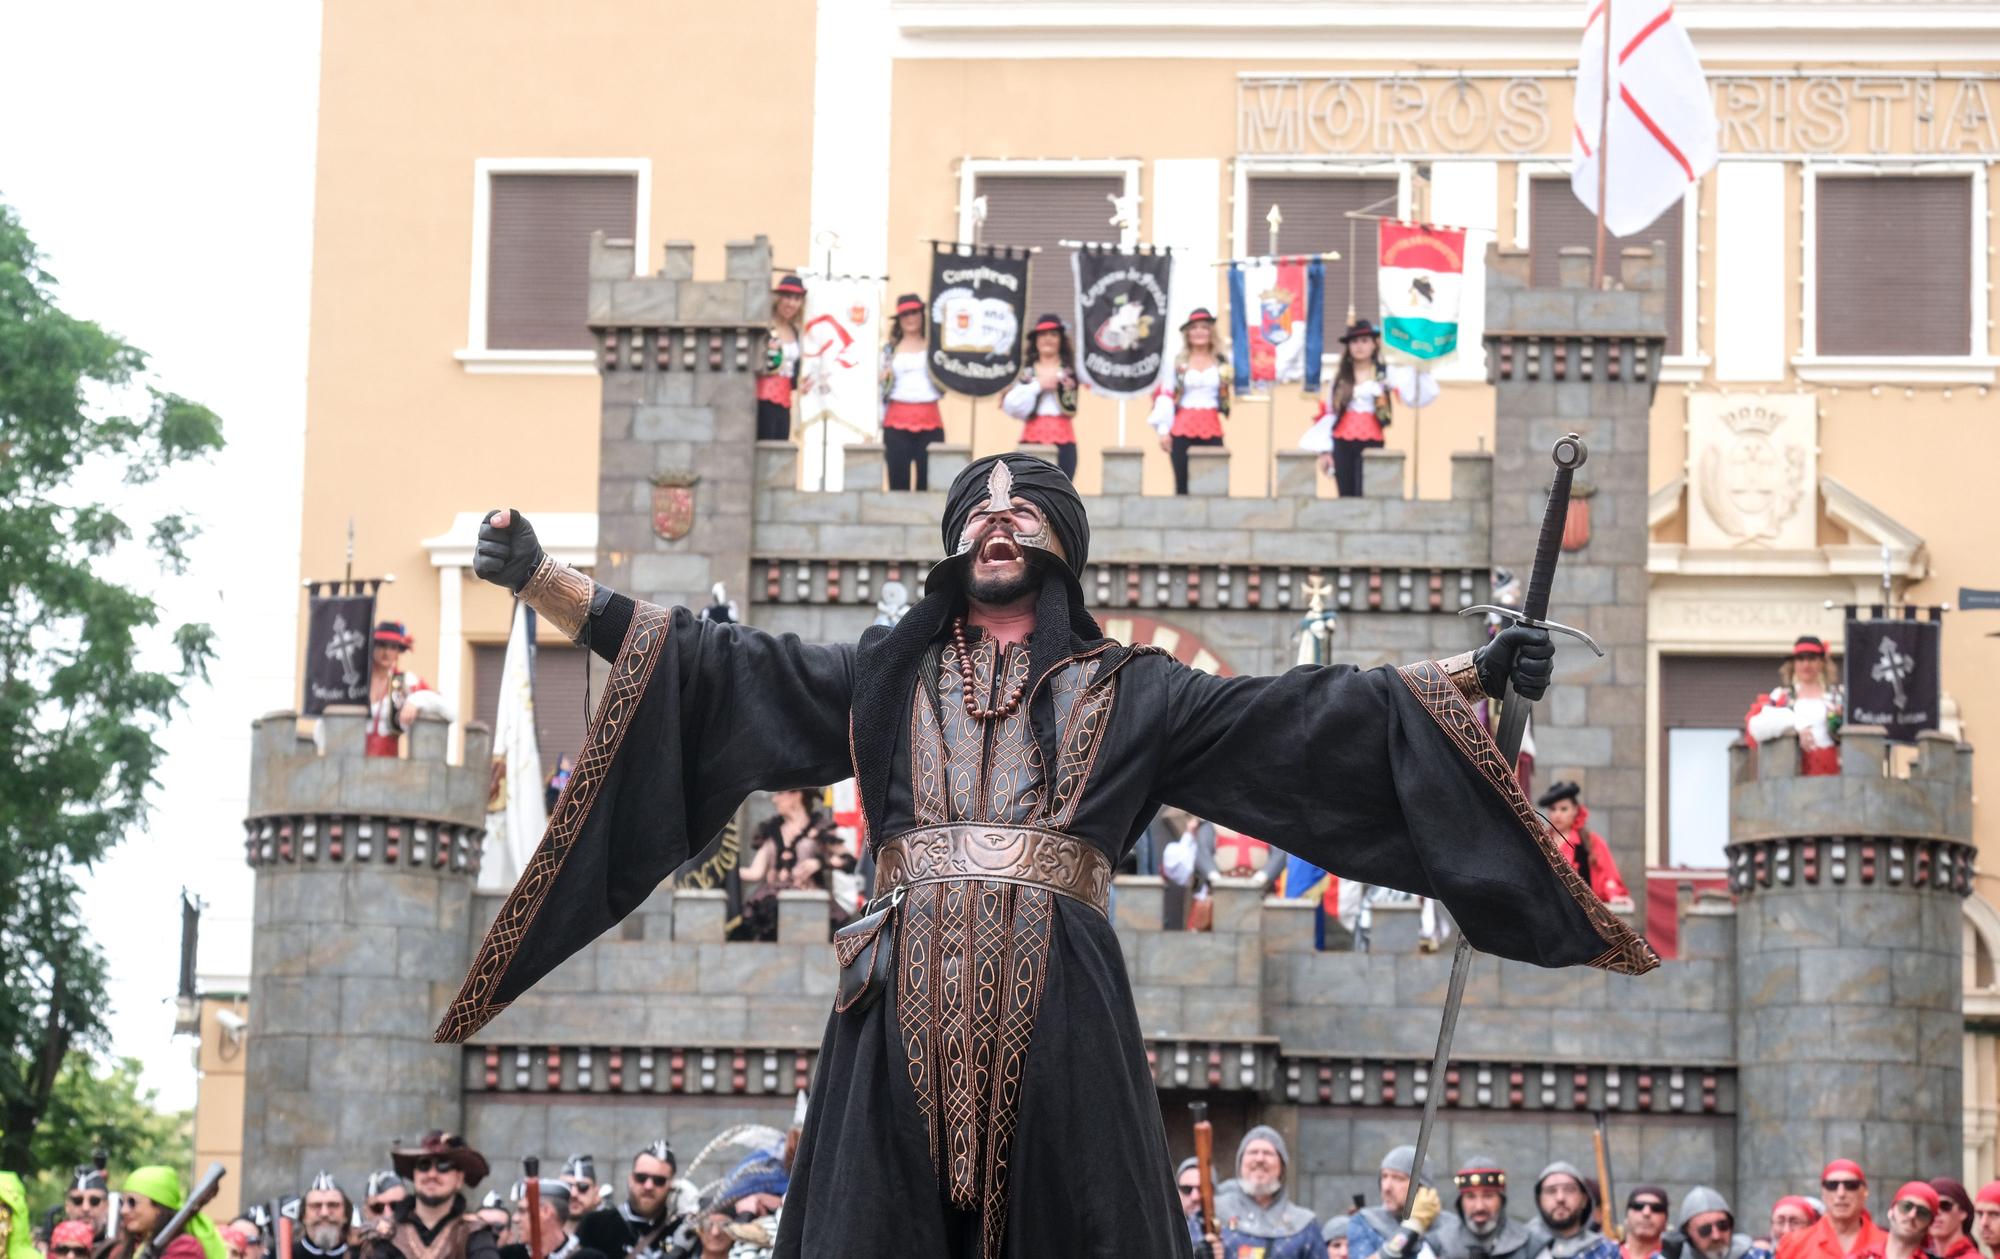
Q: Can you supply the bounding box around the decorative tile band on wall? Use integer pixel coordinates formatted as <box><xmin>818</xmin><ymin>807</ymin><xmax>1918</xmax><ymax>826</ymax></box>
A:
<box><xmin>756</xmin><ymin>558</ymin><xmax>1484</xmax><ymax>615</ymax></box>
<box><xmin>469</xmin><ymin>1046</ymin><xmax>817</xmax><ymax>1098</ymax></box>
<box><xmin>1488</xmin><ymin>335</ymin><xmax>1661</xmax><ymax>384</ymax></box>
<box><xmin>243</xmin><ymin>814</ymin><xmax>485</xmax><ymax>874</ymax></box>
<box><xmin>1280</xmin><ymin>1057</ymin><xmax>1733</xmax><ymax>1114</ymax></box>
<box><xmin>1725</xmin><ymin>836</ymin><xmax>1976</xmax><ymax>897</ymax></box>
<box><xmin>597</xmin><ymin>327</ymin><xmax>759</xmax><ymax>374</ymax></box>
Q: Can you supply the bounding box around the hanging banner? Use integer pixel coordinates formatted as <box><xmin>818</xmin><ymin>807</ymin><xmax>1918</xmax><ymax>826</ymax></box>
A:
<box><xmin>481</xmin><ymin>601</ymin><xmax>545</xmax><ymax>892</ymax></box>
<box><xmin>1228</xmin><ymin>256</ymin><xmax>1325</xmax><ymax>393</ymax></box>
<box><xmin>799</xmin><ymin>277</ymin><xmax>882</xmax><ymax>490</ymax></box>
<box><xmin>1844</xmin><ymin>616</ymin><xmax>1942</xmax><ymax>742</ymax></box>
<box><xmin>928</xmin><ymin>243</ymin><xmax>1030</xmax><ymax>398</ymax></box>
<box><xmin>1070</xmin><ymin>245</ymin><xmax>1173</xmax><ymax>398</ymax></box>
<box><xmin>1378</xmin><ymin>222</ymin><xmax>1466</xmax><ymax>362</ymax></box>
<box><xmin>302</xmin><ymin>591</ymin><xmax>375</xmax><ymax>715</ymax></box>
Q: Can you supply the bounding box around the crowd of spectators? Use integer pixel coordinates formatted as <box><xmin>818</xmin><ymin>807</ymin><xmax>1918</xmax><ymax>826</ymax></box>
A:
<box><xmin>1179</xmin><ymin>1146</ymin><xmax>1998</xmax><ymax>1259</ymax></box>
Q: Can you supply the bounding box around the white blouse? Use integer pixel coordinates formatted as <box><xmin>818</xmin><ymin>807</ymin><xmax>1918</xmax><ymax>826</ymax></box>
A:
<box><xmin>887</xmin><ymin>350</ymin><xmax>943</xmax><ymax>404</ymax></box>
<box><xmin>1002</xmin><ymin>373</ymin><xmax>1068</xmax><ymax>420</ymax></box>
<box><xmin>1146</xmin><ymin>361</ymin><xmax>1224</xmax><ymax>434</ymax></box>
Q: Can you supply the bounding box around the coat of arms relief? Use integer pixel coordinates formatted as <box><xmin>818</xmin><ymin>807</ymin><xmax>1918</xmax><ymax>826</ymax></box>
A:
<box><xmin>1686</xmin><ymin>394</ymin><xmax>1817</xmax><ymax>550</ymax></box>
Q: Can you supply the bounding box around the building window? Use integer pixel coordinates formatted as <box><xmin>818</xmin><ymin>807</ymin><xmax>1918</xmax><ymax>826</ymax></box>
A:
<box><xmin>487</xmin><ymin>173</ymin><xmax>638</xmax><ymax>350</ymax></box>
<box><xmin>472</xmin><ymin>642</ymin><xmax>590</xmax><ymax>773</ymax></box>
<box><xmin>1815</xmin><ymin>174</ymin><xmax>1972</xmax><ymax>356</ymax></box>
<box><xmin>972</xmin><ymin>171</ymin><xmax>1130</xmax><ymax>326</ymax></box>
<box><xmin>1243</xmin><ymin>174</ymin><xmax>1399</xmax><ymax>343</ymax></box>
<box><xmin>1528</xmin><ymin>177</ymin><xmax>1684</xmax><ymax>355</ymax></box>
<box><xmin>1658</xmin><ymin>653</ymin><xmax>1795</xmax><ymax>867</ymax></box>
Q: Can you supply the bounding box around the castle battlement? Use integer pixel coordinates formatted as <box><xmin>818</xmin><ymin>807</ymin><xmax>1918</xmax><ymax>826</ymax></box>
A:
<box><xmin>243</xmin><ymin>707</ymin><xmax>492</xmax><ymax>873</ymax></box>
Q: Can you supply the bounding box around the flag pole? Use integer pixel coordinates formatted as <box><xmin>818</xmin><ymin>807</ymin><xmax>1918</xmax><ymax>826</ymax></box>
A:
<box><xmin>1593</xmin><ymin>0</ymin><xmax>1613</xmax><ymax>287</ymax></box>
<box><xmin>1264</xmin><ymin>203</ymin><xmax>1282</xmax><ymax>498</ymax></box>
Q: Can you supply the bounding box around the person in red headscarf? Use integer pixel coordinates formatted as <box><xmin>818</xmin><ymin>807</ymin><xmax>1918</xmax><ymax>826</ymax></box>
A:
<box><xmin>1745</xmin><ymin>635</ymin><xmax>1844</xmax><ymax>775</ymax></box>
<box><xmin>1970</xmin><ymin>1183</ymin><xmax>2000</xmax><ymax>1255</ymax></box>
<box><xmin>1001</xmin><ymin>314</ymin><xmax>1081</xmax><ymax>479</ymax></box>
<box><xmin>1851</xmin><ymin>1183</ymin><xmax>1942</xmax><ymax>1259</ymax></box>
<box><xmin>1147</xmin><ymin>308</ymin><xmax>1231</xmax><ymax>496</ymax></box>
<box><xmin>365</xmin><ymin>621</ymin><xmax>452</xmax><ymax>758</ymax></box>
<box><xmin>880</xmin><ymin>293</ymin><xmax>947</xmax><ymax>491</ymax></box>
<box><xmin>1780</xmin><ymin>1160</ymin><xmax>1884</xmax><ymax>1259</ymax></box>
<box><xmin>1927</xmin><ymin>1181</ymin><xmax>1977</xmax><ymax>1259</ymax></box>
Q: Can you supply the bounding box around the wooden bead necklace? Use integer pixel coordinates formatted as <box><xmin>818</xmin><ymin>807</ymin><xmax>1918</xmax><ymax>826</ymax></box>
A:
<box><xmin>951</xmin><ymin>617</ymin><xmax>1027</xmax><ymax>720</ymax></box>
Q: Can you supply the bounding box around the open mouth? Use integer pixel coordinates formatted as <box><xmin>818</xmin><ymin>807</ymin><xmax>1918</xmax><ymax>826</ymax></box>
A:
<box><xmin>978</xmin><ymin>535</ymin><xmax>1023</xmax><ymax>564</ymax></box>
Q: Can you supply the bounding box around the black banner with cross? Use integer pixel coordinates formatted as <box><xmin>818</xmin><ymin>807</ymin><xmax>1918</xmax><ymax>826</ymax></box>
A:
<box><xmin>1843</xmin><ymin>612</ymin><xmax>1943</xmax><ymax>742</ymax></box>
<box><xmin>303</xmin><ymin>591</ymin><xmax>376</xmax><ymax>715</ymax></box>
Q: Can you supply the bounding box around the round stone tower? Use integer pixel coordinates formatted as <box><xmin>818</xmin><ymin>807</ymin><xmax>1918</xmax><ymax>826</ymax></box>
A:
<box><xmin>240</xmin><ymin>705</ymin><xmax>491</xmax><ymax>1203</ymax></box>
<box><xmin>1729</xmin><ymin>724</ymin><xmax>1973</xmax><ymax>1220</ymax></box>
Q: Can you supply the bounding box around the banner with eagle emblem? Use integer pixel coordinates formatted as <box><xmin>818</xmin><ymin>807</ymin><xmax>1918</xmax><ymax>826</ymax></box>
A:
<box><xmin>1378</xmin><ymin>221</ymin><xmax>1467</xmax><ymax>363</ymax></box>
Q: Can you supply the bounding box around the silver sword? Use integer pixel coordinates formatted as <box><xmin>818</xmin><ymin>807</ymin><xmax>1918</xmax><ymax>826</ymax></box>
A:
<box><xmin>1403</xmin><ymin>432</ymin><xmax>1604</xmax><ymax>1212</ymax></box>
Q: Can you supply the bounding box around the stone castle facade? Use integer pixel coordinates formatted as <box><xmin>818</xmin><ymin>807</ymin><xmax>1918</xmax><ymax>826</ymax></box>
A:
<box><xmin>238</xmin><ymin>236</ymin><xmax>1973</xmax><ymax>1220</ymax></box>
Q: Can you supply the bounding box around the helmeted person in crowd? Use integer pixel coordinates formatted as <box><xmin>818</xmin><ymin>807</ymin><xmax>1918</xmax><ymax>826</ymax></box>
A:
<box><xmin>1174</xmin><ymin>1157</ymin><xmax>1211</xmax><ymax>1256</ymax></box>
<box><xmin>575</xmin><ymin>1143</ymin><xmax>695</xmax><ymax>1259</ymax></box>
<box><xmin>65</xmin><ymin>1169</ymin><xmax>113</xmax><ymax>1245</ymax></box>
<box><xmin>1529</xmin><ymin>1163</ymin><xmax>1619</xmax><ymax>1259</ymax></box>
<box><xmin>1535</xmin><ymin>782</ymin><xmax>1633</xmax><ymax>912</ymax></box>
<box><xmin>1927</xmin><ymin>1180</ymin><xmax>1977</xmax><ymax>1259</ymax></box>
<box><xmin>362</xmin><ymin>1176</ymin><xmax>408</xmax><ymax>1235</ymax></box>
<box><xmin>1349</xmin><ymin>1146</ymin><xmax>1439</xmax><ymax>1259</ymax></box>
<box><xmin>1779</xmin><ymin>1159</ymin><xmax>1884</xmax><ymax>1259</ymax></box>
<box><xmin>1851</xmin><ymin>1183</ymin><xmax>1944</xmax><ymax>1259</ymax></box>
<box><xmin>1748</xmin><ymin>1196</ymin><xmax>1822</xmax><ymax>1259</ymax></box>
<box><xmin>496</xmin><ymin>1183</ymin><xmax>601</xmax><ymax>1259</ymax></box>
<box><xmin>364</xmin><ymin>1131</ymin><xmax>498</xmax><ymax>1259</ymax></box>
<box><xmin>559</xmin><ymin>1158</ymin><xmax>601</xmax><ymax>1220</ymax></box>
<box><xmin>364</xmin><ymin>621</ymin><xmax>452</xmax><ymax>758</ymax></box>
<box><xmin>1624</xmin><ymin>1187</ymin><xmax>1673</xmax><ymax>1259</ymax></box>
<box><xmin>1325</xmin><ymin>1215</ymin><xmax>1351</xmax><ymax>1259</ymax></box>
<box><xmin>451</xmin><ymin>449</ymin><xmax>1650</xmax><ymax>1259</ymax></box>
<box><xmin>1971</xmin><ymin>1183</ymin><xmax>2000</xmax><ymax>1255</ymax></box>
<box><xmin>2</xmin><ymin>1174</ymin><xmax>42</xmax><ymax>1259</ymax></box>
<box><xmin>296</xmin><ymin>1174</ymin><xmax>351</xmax><ymax>1259</ymax></box>
<box><xmin>1432</xmin><ymin>1156</ymin><xmax>1532</xmax><ymax>1259</ymax></box>
<box><xmin>1680</xmin><ymin>1188</ymin><xmax>1754</xmax><ymax>1259</ymax></box>
<box><xmin>471</xmin><ymin>1197</ymin><xmax>510</xmax><ymax>1238</ymax></box>
<box><xmin>1745</xmin><ymin>635</ymin><xmax>1843</xmax><ymax>776</ymax></box>
<box><xmin>1213</xmin><ymin>1126</ymin><xmax>1323</xmax><ymax>1259</ymax></box>
<box><xmin>104</xmin><ymin>1168</ymin><xmax>226</xmax><ymax>1259</ymax></box>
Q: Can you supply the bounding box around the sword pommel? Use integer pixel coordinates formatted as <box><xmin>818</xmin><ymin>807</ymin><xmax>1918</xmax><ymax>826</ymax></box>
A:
<box><xmin>1553</xmin><ymin>432</ymin><xmax>1588</xmax><ymax>471</ymax></box>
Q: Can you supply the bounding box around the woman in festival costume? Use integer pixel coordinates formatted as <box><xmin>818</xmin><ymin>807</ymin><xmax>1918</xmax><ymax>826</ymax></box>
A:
<box><xmin>1147</xmin><ymin>307</ymin><xmax>1231</xmax><ymax>496</ymax></box>
<box><xmin>1745</xmin><ymin>635</ymin><xmax>1844</xmax><ymax>776</ymax></box>
<box><xmin>755</xmin><ymin>274</ymin><xmax>806</xmax><ymax>442</ymax></box>
<box><xmin>880</xmin><ymin>293</ymin><xmax>947</xmax><ymax>491</ymax></box>
<box><xmin>1534</xmin><ymin>781</ymin><xmax>1633</xmax><ymax>913</ymax></box>
<box><xmin>1000</xmin><ymin>313</ymin><xmax>1081</xmax><ymax>478</ymax></box>
<box><xmin>1300</xmin><ymin>318</ymin><xmax>1439</xmax><ymax>498</ymax></box>
<box><xmin>364</xmin><ymin>621</ymin><xmax>452</xmax><ymax>758</ymax></box>
<box><xmin>736</xmin><ymin>787</ymin><xmax>845</xmax><ymax>940</ymax></box>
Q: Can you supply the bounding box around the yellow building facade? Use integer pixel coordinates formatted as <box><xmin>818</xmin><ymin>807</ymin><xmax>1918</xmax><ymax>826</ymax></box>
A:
<box><xmin>287</xmin><ymin>0</ymin><xmax>2000</xmax><ymax>1172</ymax></box>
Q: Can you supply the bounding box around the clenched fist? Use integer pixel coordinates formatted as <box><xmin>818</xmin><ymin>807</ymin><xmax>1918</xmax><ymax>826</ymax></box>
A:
<box><xmin>1473</xmin><ymin>622</ymin><xmax>1556</xmax><ymax>702</ymax></box>
<box><xmin>475</xmin><ymin>508</ymin><xmax>544</xmax><ymax>592</ymax></box>
<box><xmin>1407</xmin><ymin>1185</ymin><xmax>1442</xmax><ymax>1233</ymax></box>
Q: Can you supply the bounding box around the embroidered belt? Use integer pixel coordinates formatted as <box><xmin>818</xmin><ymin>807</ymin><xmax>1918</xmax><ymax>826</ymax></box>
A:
<box><xmin>873</xmin><ymin>823</ymin><xmax>1112</xmax><ymax>917</ymax></box>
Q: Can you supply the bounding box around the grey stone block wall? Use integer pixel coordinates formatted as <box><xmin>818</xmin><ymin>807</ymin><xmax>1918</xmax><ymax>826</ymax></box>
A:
<box><xmin>1728</xmin><ymin>726</ymin><xmax>1974</xmax><ymax>1225</ymax></box>
<box><xmin>1485</xmin><ymin>242</ymin><xmax>1662</xmax><ymax>916</ymax></box>
<box><xmin>242</xmin><ymin>708</ymin><xmax>492</xmax><ymax>1204</ymax></box>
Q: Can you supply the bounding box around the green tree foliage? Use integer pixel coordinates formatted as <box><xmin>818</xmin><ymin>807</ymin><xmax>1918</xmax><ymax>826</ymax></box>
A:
<box><xmin>0</xmin><ymin>199</ymin><xmax>224</xmax><ymax>1169</ymax></box>
<box><xmin>17</xmin><ymin>1055</ymin><xmax>192</xmax><ymax>1219</ymax></box>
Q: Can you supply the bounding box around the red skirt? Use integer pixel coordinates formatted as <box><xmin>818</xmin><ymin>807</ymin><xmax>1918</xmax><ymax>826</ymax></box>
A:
<box><xmin>1021</xmin><ymin>415</ymin><xmax>1076</xmax><ymax>445</ymax></box>
<box><xmin>883</xmin><ymin>400</ymin><xmax>944</xmax><ymax>433</ymax></box>
<box><xmin>1331</xmin><ymin>406</ymin><xmax>1382</xmax><ymax>442</ymax></box>
<box><xmin>1170</xmin><ymin>407</ymin><xmax>1223</xmax><ymax>439</ymax></box>
<box><xmin>757</xmin><ymin>374</ymin><xmax>794</xmax><ymax>406</ymax></box>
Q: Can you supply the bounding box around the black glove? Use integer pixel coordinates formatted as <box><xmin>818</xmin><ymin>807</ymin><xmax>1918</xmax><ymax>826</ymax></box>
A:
<box><xmin>475</xmin><ymin>508</ymin><xmax>543</xmax><ymax>593</ymax></box>
<box><xmin>1474</xmin><ymin>622</ymin><xmax>1556</xmax><ymax>701</ymax></box>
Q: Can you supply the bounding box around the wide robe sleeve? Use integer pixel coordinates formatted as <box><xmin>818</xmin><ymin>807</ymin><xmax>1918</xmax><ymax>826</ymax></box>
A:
<box><xmin>436</xmin><ymin>600</ymin><xmax>855</xmax><ymax>1041</ymax></box>
<box><xmin>1151</xmin><ymin>655</ymin><xmax>1656</xmax><ymax>974</ymax></box>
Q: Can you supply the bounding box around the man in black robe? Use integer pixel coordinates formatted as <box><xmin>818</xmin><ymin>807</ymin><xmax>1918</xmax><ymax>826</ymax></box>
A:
<box><xmin>440</xmin><ymin>453</ymin><xmax>1655</xmax><ymax>1259</ymax></box>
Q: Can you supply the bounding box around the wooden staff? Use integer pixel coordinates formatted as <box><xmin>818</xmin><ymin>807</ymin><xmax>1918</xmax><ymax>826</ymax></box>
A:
<box><xmin>523</xmin><ymin>1157</ymin><xmax>544</xmax><ymax>1259</ymax></box>
<box><xmin>1592</xmin><ymin>1113</ymin><xmax>1622</xmax><ymax>1241</ymax></box>
<box><xmin>1190</xmin><ymin>1101</ymin><xmax>1218</xmax><ymax>1247</ymax></box>
<box><xmin>276</xmin><ymin>1210</ymin><xmax>293</xmax><ymax>1259</ymax></box>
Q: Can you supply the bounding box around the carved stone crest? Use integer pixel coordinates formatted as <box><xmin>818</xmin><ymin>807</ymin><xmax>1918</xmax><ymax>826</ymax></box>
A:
<box><xmin>1687</xmin><ymin>394</ymin><xmax>1817</xmax><ymax>550</ymax></box>
<box><xmin>651</xmin><ymin>470</ymin><xmax>700</xmax><ymax>541</ymax></box>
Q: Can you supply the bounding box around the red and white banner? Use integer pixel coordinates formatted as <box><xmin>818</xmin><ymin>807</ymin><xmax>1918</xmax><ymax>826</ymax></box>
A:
<box><xmin>1571</xmin><ymin>0</ymin><xmax>1719</xmax><ymax>237</ymax></box>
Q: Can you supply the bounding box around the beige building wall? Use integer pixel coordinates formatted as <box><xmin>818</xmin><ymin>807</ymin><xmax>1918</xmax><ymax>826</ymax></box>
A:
<box><xmin>192</xmin><ymin>995</ymin><xmax>250</xmax><ymax>1220</ymax></box>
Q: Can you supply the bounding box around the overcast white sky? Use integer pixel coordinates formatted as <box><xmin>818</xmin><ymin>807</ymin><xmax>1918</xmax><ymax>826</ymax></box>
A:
<box><xmin>0</xmin><ymin>2</ymin><xmax>324</xmax><ymax>1110</ymax></box>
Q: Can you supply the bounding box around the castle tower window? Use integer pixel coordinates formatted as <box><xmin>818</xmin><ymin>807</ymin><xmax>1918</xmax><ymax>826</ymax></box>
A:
<box><xmin>1815</xmin><ymin>173</ymin><xmax>1973</xmax><ymax>356</ymax></box>
<box><xmin>1528</xmin><ymin>176</ymin><xmax>1684</xmax><ymax>355</ymax></box>
<box><xmin>1244</xmin><ymin>173</ymin><xmax>1399</xmax><ymax>341</ymax></box>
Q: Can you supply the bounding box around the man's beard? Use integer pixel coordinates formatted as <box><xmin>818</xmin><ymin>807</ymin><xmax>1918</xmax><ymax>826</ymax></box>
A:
<box><xmin>416</xmin><ymin>1191</ymin><xmax>455</xmax><ymax>1209</ymax></box>
<box><xmin>1543</xmin><ymin>1204</ymin><xmax>1586</xmax><ymax>1232</ymax></box>
<box><xmin>1464</xmin><ymin>1211</ymin><xmax>1502</xmax><ymax>1239</ymax></box>
<box><xmin>1241</xmin><ymin>1174</ymin><xmax>1282</xmax><ymax>1200</ymax></box>
<box><xmin>966</xmin><ymin>547</ymin><xmax>1048</xmax><ymax>605</ymax></box>
<box><xmin>307</xmin><ymin>1223</ymin><xmax>345</xmax><ymax>1249</ymax></box>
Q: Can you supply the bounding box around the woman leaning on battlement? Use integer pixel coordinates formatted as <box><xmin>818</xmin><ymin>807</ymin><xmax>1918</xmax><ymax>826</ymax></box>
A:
<box><xmin>755</xmin><ymin>273</ymin><xmax>806</xmax><ymax>442</ymax></box>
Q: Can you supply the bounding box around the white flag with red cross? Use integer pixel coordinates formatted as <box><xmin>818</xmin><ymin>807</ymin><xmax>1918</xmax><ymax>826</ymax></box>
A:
<box><xmin>1570</xmin><ymin>0</ymin><xmax>1719</xmax><ymax>237</ymax></box>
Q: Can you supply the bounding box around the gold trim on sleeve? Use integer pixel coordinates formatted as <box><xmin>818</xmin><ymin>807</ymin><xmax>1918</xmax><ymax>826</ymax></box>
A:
<box><xmin>519</xmin><ymin>554</ymin><xmax>595</xmax><ymax>645</ymax></box>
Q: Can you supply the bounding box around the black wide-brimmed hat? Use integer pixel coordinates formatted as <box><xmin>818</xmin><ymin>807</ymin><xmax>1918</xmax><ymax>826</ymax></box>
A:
<box><xmin>1339</xmin><ymin>318</ymin><xmax>1382</xmax><ymax>343</ymax></box>
<box><xmin>1180</xmin><ymin>307</ymin><xmax>1217</xmax><ymax>333</ymax></box>
<box><xmin>391</xmin><ymin>1131</ymin><xmax>490</xmax><ymax>1186</ymax></box>
<box><xmin>772</xmin><ymin>273</ymin><xmax>807</xmax><ymax>297</ymax></box>
<box><xmin>893</xmin><ymin>293</ymin><xmax>925</xmax><ymax>318</ymax></box>
<box><xmin>1536</xmin><ymin>780</ymin><xmax>1582</xmax><ymax>809</ymax></box>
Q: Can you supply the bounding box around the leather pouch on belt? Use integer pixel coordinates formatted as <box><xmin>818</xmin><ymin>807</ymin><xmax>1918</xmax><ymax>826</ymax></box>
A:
<box><xmin>833</xmin><ymin>899</ymin><xmax>897</xmax><ymax>1014</ymax></box>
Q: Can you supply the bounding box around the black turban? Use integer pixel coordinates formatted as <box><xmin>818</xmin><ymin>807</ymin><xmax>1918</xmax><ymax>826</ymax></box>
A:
<box><xmin>851</xmin><ymin>451</ymin><xmax>1104</xmax><ymax>841</ymax></box>
<box><xmin>937</xmin><ymin>452</ymin><xmax>1091</xmax><ymax>576</ymax></box>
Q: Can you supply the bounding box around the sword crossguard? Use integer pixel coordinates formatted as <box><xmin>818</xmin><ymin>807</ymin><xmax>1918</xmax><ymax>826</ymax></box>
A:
<box><xmin>1458</xmin><ymin>605</ymin><xmax>1606</xmax><ymax>657</ymax></box>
